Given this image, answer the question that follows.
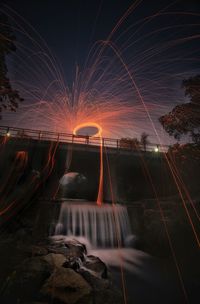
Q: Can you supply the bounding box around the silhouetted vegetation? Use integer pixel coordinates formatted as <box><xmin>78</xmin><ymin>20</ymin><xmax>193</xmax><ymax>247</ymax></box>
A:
<box><xmin>159</xmin><ymin>75</ymin><xmax>200</xmax><ymax>143</ymax></box>
<box><xmin>0</xmin><ymin>13</ymin><xmax>23</xmax><ymax>119</ymax></box>
<box><xmin>119</xmin><ymin>137</ymin><xmax>140</xmax><ymax>150</ymax></box>
<box><xmin>167</xmin><ymin>142</ymin><xmax>200</xmax><ymax>163</ymax></box>
<box><xmin>140</xmin><ymin>132</ymin><xmax>150</xmax><ymax>151</ymax></box>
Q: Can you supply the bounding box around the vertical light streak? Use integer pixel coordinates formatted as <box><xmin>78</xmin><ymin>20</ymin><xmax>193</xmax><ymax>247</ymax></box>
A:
<box><xmin>96</xmin><ymin>136</ymin><xmax>103</xmax><ymax>206</ymax></box>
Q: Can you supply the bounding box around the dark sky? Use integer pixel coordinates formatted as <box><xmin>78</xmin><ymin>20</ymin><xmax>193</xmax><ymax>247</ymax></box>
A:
<box><xmin>2</xmin><ymin>0</ymin><xmax>200</xmax><ymax>81</ymax></box>
<box><xmin>3</xmin><ymin>0</ymin><xmax>134</xmax><ymax>79</ymax></box>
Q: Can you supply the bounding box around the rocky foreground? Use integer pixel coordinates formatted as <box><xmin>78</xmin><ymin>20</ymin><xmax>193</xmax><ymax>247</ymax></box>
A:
<box><xmin>0</xmin><ymin>237</ymin><xmax>123</xmax><ymax>304</ymax></box>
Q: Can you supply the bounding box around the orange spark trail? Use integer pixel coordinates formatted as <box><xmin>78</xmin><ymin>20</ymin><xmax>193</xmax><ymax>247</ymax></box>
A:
<box><xmin>103</xmin><ymin>39</ymin><xmax>200</xmax><ymax>248</ymax></box>
<box><xmin>104</xmin><ymin>145</ymin><xmax>128</xmax><ymax>304</ymax></box>
<box><xmin>101</xmin><ymin>41</ymin><xmax>191</xmax><ymax>302</ymax></box>
<box><xmin>96</xmin><ymin>137</ymin><xmax>103</xmax><ymax>206</ymax></box>
<box><xmin>73</xmin><ymin>122</ymin><xmax>103</xmax><ymax>206</ymax></box>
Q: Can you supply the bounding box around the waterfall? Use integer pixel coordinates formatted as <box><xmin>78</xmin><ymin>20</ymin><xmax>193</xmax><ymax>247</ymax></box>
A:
<box><xmin>54</xmin><ymin>202</ymin><xmax>131</xmax><ymax>248</ymax></box>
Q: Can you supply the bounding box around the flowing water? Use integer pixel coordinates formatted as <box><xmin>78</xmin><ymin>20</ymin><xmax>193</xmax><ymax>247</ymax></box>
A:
<box><xmin>54</xmin><ymin>201</ymin><xmax>131</xmax><ymax>248</ymax></box>
<box><xmin>52</xmin><ymin>201</ymin><xmax>193</xmax><ymax>303</ymax></box>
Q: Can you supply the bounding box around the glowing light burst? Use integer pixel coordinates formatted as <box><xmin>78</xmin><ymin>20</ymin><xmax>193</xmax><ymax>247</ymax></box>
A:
<box><xmin>0</xmin><ymin>5</ymin><xmax>200</xmax><ymax>299</ymax></box>
<box><xmin>73</xmin><ymin>122</ymin><xmax>102</xmax><ymax>137</ymax></box>
<box><xmin>5</xmin><ymin>67</ymin><xmax>145</xmax><ymax>138</ymax></box>
<box><xmin>0</xmin><ymin>4</ymin><xmax>199</xmax><ymax>144</ymax></box>
<box><xmin>72</xmin><ymin>121</ymin><xmax>104</xmax><ymax>206</ymax></box>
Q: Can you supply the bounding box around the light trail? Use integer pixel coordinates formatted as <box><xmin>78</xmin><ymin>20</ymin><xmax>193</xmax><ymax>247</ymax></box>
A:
<box><xmin>96</xmin><ymin>137</ymin><xmax>103</xmax><ymax>206</ymax></box>
<box><xmin>73</xmin><ymin>122</ymin><xmax>102</xmax><ymax>138</ymax></box>
<box><xmin>0</xmin><ymin>4</ymin><xmax>200</xmax><ymax>303</ymax></box>
<box><xmin>73</xmin><ymin>122</ymin><xmax>103</xmax><ymax>206</ymax></box>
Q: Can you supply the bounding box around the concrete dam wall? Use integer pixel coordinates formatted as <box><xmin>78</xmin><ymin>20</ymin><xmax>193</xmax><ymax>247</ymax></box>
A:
<box><xmin>0</xmin><ymin>136</ymin><xmax>199</xmax><ymax>227</ymax></box>
<box><xmin>1</xmin><ymin>137</ymin><xmax>199</xmax><ymax>258</ymax></box>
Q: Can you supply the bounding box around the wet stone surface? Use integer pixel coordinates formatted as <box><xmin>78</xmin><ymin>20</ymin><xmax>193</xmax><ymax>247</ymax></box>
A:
<box><xmin>0</xmin><ymin>236</ymin><xmax>122</xmax><ymax>304</ymax></box>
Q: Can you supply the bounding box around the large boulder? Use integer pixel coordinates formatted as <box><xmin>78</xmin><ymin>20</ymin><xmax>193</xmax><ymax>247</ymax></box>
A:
<box><xmin>1</xmin><ymin>236</ymin><xmax>123</xmax><ymax>304</ymax></box>
<box><xmin>43</xmin><ymin>253</ymin><xmax>66</xmax><ymax>268</ymax></box>
<box><xmin>83</xmin><ymin>255</ymin><xmax>107</xmax><ymax>279</ymax></box>
<box><xmin>78</xmin><ymin>268</ymin><xmax>123</xmax><ymax>304</ymax></box>
<box><xmin>41</xmin><ymin>267</ymin><xmax>92</xmax><ymax>304</ymax></box>
<box><xmin>25</xmin><ymin>245</ymin><xmax>49</xmax><ymax>257</ymax></box>
<box><xmin>2</xmin><ymin>257</ymin><xmax>52</xmax><ymax>304</ymax></box>
<box><xmin>57</xmin><ymin>172</ymin><xmax>88</xmax><ymax>199</ymax></box>
<box><xmin>48</xmin><ymin>237</ymin><xmax>87</xmax><ymax>260</ymax></box>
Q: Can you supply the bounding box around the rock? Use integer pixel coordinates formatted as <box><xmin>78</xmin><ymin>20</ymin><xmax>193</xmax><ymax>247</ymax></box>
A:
<box><xmin>78</xmin><ymin>268</ymin><xmax>110</xmax><ymax>290</ymax></box>
<box><xmin>83</xmin><ymin>255</ymin><xmax>107</xmax><ymax>279</ymax></box>
<box><xmin>42</xmin><ymin>253</ymin><xmax>66</xmax><ymax>268</ymax></box>
<box><xmin>67</xmin><ymin>239</ymin><xmax>87</xmax><ymax>251</ymax></box>
<box><xmin>64</xmin><ymin>239</ymin><xmax>87</xmax><ymax>258</ymax></box>
<box><xmin>78</xmin><ymin>268</ymin><xmax>123</xmax><ymax>304</ymax></box>
<box><xmin>63</xmin><ymin>256</ymin><xmax>82</xmax><ymax>271</ymax></box>
<box><xmin>2</xmin><ymin>257</ymin><xmax>52</xmax><ymax>303</ymax></box>
<box><xmin>59</xmin><ymin>172</ymin><xmax>87</xmax><ymax>187</ymax></box>
<box><xmin>47</xmin><ymin>244</ymin><xmax>69</xmax><ymax>256</ymax></box>
<box><xmin>48</xmin><ymin>237</ymin><xmax>86</xmax><ymax>260</ymax></box>
<box><xmin>57</xmin><ymin>172</ymin><xmax>88</xmax><ymax>199</ymax></box>
<box><xmin>26</xmin><ymin>245</ymin><xmax>48</xmax><ymax>257</ymax></box>
<box><xmin>41</xmin><ymin>267</ymin><xmax>92</xmax><ymax>304</ymax></box>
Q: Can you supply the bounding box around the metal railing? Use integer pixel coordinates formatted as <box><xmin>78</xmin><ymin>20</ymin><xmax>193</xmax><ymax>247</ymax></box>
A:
<box><xmin>0</xmin><ymin>125</ymin><xmax>169</xmax><ymax>152</ymax></box>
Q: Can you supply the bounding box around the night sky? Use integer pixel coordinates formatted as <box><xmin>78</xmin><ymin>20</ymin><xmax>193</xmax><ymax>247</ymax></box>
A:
<box><xmin>3</xmin><ymin>0</ymin><xmax>137</xmax><ymax>81</ymax></box>
<box><xmin>2</xmin><ymin>0</ymin><xmax>199</xmax><ymax>78</ymax></box>
<box><xmin>1</xmin><ymin>0</ymin><xmax>200</xmax><ymax>143</ymax></box>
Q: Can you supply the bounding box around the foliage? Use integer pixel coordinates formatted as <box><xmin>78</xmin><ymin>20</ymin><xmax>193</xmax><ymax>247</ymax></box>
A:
<box><xmin>167</xmin><ymin>142</ymin><xmax>200</xmax><ymax>164</ymax></box>
<box><xmin>119</xmin><ymin>137</ymin><xmax>140</xmax><ymax>150</ymax></box>
<box><xmin>140</xmin><ymin>132</ymin><xmax>149</xmax><ymax>151</ymax></box>
<box><xmin>0</xmin><ymin>13</ymin><xmax>23</xmax><ymax>119</ymax></box>
<box><xmin>159</xmin><ymin>75</ymin><xmax>200</xmax><ymax>143</ymax></box>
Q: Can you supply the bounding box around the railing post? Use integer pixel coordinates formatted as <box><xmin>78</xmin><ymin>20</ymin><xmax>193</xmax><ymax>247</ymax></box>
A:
<box><xmin>0</xmin><ymin>126</ymin><xmax>172</xmax><ymax>151</ymax></box>
<box><xmin>85</xmin><ymin>135</ymin><xmax>89</xmax><ymax>145</ymax></box>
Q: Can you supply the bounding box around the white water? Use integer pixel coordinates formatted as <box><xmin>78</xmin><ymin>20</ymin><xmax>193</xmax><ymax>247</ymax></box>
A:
<box><xmin>51</xmin><ymin>234</ymin><xmax>149</xmax><ymax>273</ymax></box>
<box><xmin>54</xmin><ymin>202</ymin><xmax>131</xmax><ymax>248</ymax></box>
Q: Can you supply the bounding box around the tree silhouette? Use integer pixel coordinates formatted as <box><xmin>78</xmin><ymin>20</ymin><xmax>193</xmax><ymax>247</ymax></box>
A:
<box><xmin>0</xmin><ymin>13</ymin><xmax>23</xmax><ymax>119</ymax></box>
<box><xmin>140</xmin><ymin>132</ymin><xmax>149</xmax><ymax>151</ymax></box>
<box><xmin>119</xmin><ymin>137</ymin><xmax>140</xmax><ymax>150</ymax></box>
<box><xmin>159</xmin><ymin>75</ymin><xmax>200</xmax><ymax>143</ymax></box>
